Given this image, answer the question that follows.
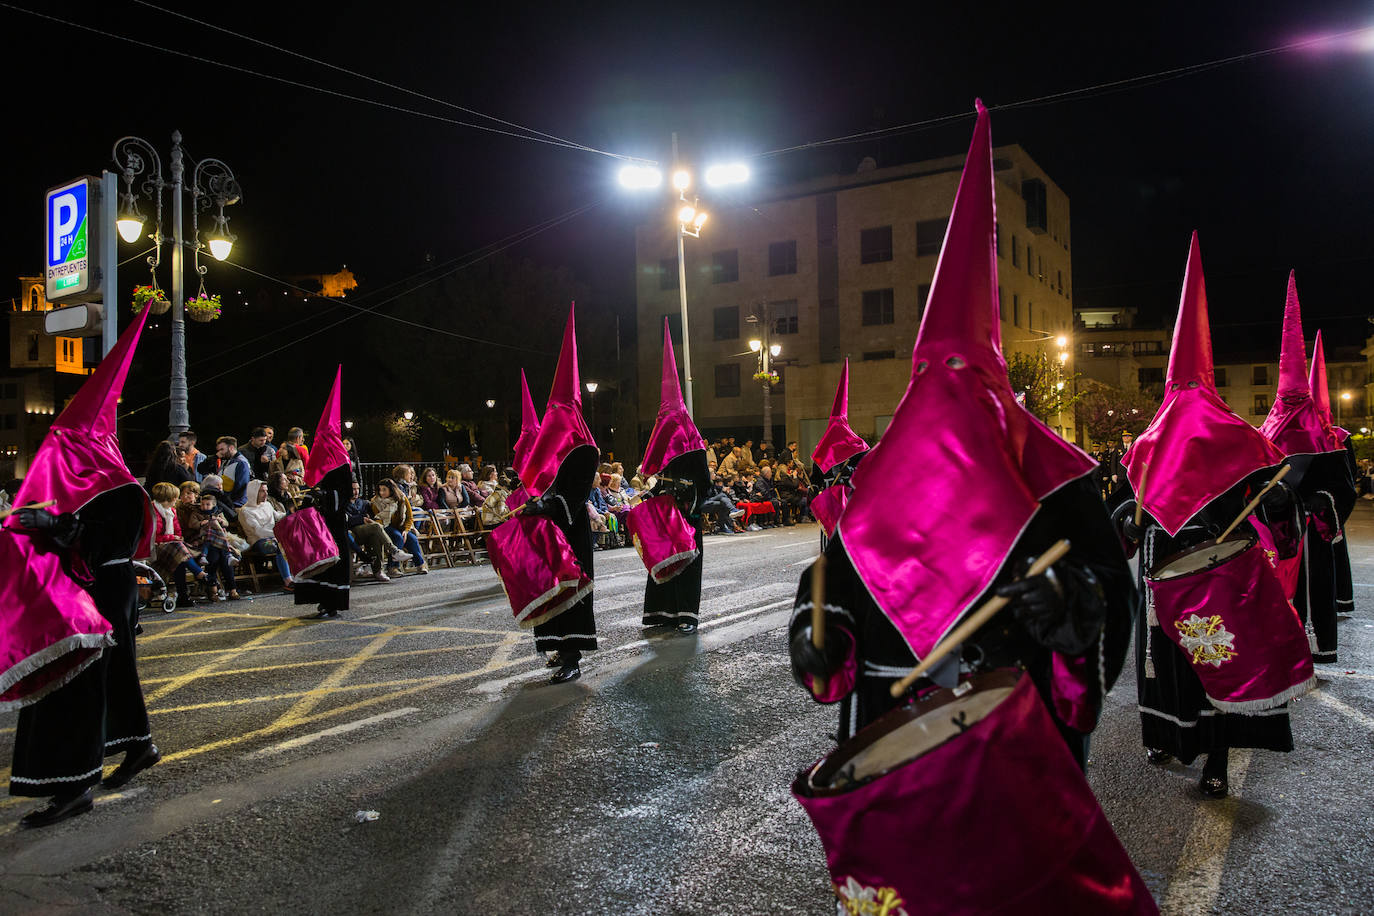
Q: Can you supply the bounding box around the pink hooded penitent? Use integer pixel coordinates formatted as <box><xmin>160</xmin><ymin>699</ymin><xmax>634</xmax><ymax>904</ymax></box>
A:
<box><xmin>1258</xmin><ymin>273</ymin><xmax>1337</xmax><ymax>458</ymax></box>
<box><xmin>522</xmin><ymin>304</ymin><xmax>596</xmax><ymax>495</ymax></box>
<box><xmin>0</xmin><ymin>307</ymin><xmax>155</xmax><ymax>711</ymax></box>
<box><xmin>837</xmin><ymin>100</ymin><xmax>1095</xmax><ymax>661</ymax></box>
<box><xmin>1309</xmin><ymin>331</ymin><xmax>1349</xmax><ymax>448</ymax></box>
<box><xmin>639</xmin><ymin>318</ymin><xmax>705</xmax><ymax>477</ymax></box>
<box><xmin>1123</xmin><ymin>235</ymin><xmax>1286</xmax><ymax>535</ymax></box>
<box><xmin>811</xmin><ymin>359</ymin><xmax>868</xmax><ymax>474</ymax></box>
<box><xmin>304</xmin><ymin>365</ymin><xmax>351</xmax><ymax>487</ymax></box>
<box><xmin>513</xmin><ymin>368</ymin><xmax>542</xmax><ymax>480</ymax></box>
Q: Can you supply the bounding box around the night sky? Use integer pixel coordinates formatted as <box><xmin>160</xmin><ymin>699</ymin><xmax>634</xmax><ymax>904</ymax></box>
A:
<box><xmin>4</xmin><ymin>1</ymin><xmax>1373</xmax><ymax>455</ymax></box>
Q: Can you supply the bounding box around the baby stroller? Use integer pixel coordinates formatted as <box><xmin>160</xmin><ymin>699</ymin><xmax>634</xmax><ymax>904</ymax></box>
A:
<box><xmin>134</xmin><ymin>559</ymin><xmax>178</xmax><ymax>616</ymax></box>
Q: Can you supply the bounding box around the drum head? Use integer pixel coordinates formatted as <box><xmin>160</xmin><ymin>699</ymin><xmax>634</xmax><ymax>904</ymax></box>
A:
<box><xmin>808</xmin><ymin>669</ymin><xmax>1020</xmax><ymax>793</ymax></box>
<box><xmin>1148</xmin><ymin>530</ymin><xmax>1255</xmax><ymax>582</ymax></box>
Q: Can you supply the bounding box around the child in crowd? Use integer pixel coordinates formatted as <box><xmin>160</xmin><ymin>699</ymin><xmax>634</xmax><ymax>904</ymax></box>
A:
<box><xmin>180</xmin><ymin>488</ymin><xmax>241</xmax><ymax>601</ymax></box>
<box><xmin>150</xmin><ymin>482</ymin><xmax>209</xmax><ymax>608</ymax></box>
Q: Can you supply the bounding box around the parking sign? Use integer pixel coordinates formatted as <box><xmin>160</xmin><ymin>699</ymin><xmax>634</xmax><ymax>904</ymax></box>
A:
<box><xmin>46</xmin><ymin>176</ymin><xmax>101</xmax><ymax>302</ymax></box>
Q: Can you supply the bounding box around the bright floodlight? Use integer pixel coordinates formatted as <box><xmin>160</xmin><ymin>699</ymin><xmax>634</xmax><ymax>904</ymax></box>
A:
<box><xmin>344</xmin><ymin>420</ymin><xmax>354</xmax><ymax>429</ymax></box>
<box><xmin>1056</xmin><ymin>381</ymin><xmax>1065</xmax><ymax>391</ymax></box>
<box><xmin>1058</xmin><ymin>351</ymin><xmax>1068</xmax><ymax>363</ymax></box>
<box><xmin>116</xmin><ymin>216</ymin><xmax>145</xmax><ymax>244</ymax></box>
<box><xmin>486</xmin><ymin>399</ymin><xmax>496</xmax><ymax>408</ymax></box>
<box><xmin>403</xmin><ymin>411</ymin><xmax>414</xmax><ymax>421</ymax></box>
<box><xmin>748</xmin><ymin>339</ymin><xmax>762</xmax><ymax>352</ymax></box>
<box><xmin>693</xmin><ymin>211</ymin><xmax>709</xmax><ymax>230</ymax></box>
<box><xmin>207</xmin><ymin>236</ymin><xmax>233</xmax><ymax>261</ymax></box>
<box><xmin>672</xmin><ymin>170</ymin><xmax>691</xmax><ymax>191</ymax></box>
<box><xmin>705</xmin><ymin>162</ymin><xmax>750</xmax><ymax>186</ymax></box>
<box><xmin>677</xmin><ymin>205</ymin><xmax>696</xmax><ymax>225</ymax></box>
<box><xmin>1342</xmin><ymin>391</ymin><xmax>1353</xmax><ymax>400</ymax></box>
<box><xmin>585</xmin><ymin>381</ymin><xmax>598</xmax><ymax>393</ymax></box>
<box><xmin>618</xmin><ymin>165</ymin><xmax>662</xmax><ymax>189</ymax></box>
<box><xmin>769</xmin><ymin>343</ymin><xmax>781</xmax><ymax>357</ymax></box>
<box><xmin>1055</xmin><ymin>335</ymin><xmax>1068</xmax><ymax>348</ymax></box>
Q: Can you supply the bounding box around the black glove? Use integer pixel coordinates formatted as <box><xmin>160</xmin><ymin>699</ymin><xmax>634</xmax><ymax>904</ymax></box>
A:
<box><xmin>521</xmin><ymin>495</ymin><xmax>555</xmax><ymax>518</ymax></box>
<box><xmin>296</xmin><ymin>492</ymin><xmax>318</xmax><ymax>511</ymax></box>
<box><xmin>997</xmin><ymin>561</ymin><xmax>1067</xmax><ymax>639</ymax></box>
<box><xmin>14</xmin><ymin>509</ymin><xmax>82</xmax><ymax>549</ymax></box>
<box><xmin>789</xmin><ymin>625</ymin><xmax>847</xmax><ymax>689</ymax></box>
<box><xmin>1259</xmin><ymin>483</ymin><xmax>1293</xmax><ymax>517</ymax></box>
<box><xmin>1121</xmin><ymin>516</ymin><xmax>1144</xmax><ymax>542</ymax></box>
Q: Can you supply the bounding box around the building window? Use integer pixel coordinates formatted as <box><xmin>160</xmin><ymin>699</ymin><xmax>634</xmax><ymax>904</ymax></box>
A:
<box><xmin>916</xmin><ymin>219</ymin><xmax>947</xmax><ymax>257</ymax></box>
<box><xmin>1012</xmin><ymin>236</ymin><xmax>1020</xmax><ymax>268</ymax></box>
<box><xmin>27</xmin><ymin>332</ymin><xmax>39</xmax><ymax>362</ymax></box>
<box><xmin>713</xmin><ymin>306</ymin><xmax>739</xmax><ymax>341</ymax></box>
<box><xmin>1013</xmin><ymin>294</ymin><xmax>1020</xmax><ymax>327</ymax></box>
<box><xmin>662</xmin><ymin>314</ymin><xmax>682</xmax><ymax>344</ymax></box>
<box><xmin>1139</xmin><ymin>367</ymin><xmax>1165</xmax><ymax>387</ymax></box>
<box><xmin>0</xmin><ymin>383</ymin><xmax>16</xmax><ymax>400</ymax></box>
<box><xmin>712</xmin><ymin>249</ymin><xmax>739</xmax><ymax>283</ymax></box>
<box><xmin>768</xmin><ymin>240</ymin><xmax>797</xmax><ymax>276</ymax></box>
<box><xmin>1038</xmin><ymin>255</ymin><xmax>1044</xmax><ymax>281</ymax></box>
<box><xmin>1252</xmin><ymin>366</ymin><xmax>1269</xmax><ymax>386</ymax></box>
<box><xmin>862</xmin><ymin>350</ymin><xmax>895</xmax><ymax>361</ymax></box>
<box><xmin>861</xmin><ymin>289</ymin><xmax>895</xmax><ymax>326</ymax></box>
<box><xmin>1026</xmin><ymin>244</ymin><xmax>1034</xmax><ymax>275</ymax></box>
<box><xmin>771</xmin><ymin>299</ymin><xmax>799</xmax><ymax>335</ymax></box>
<box><xmin>860</xmin><ymin>227</ymin><xmax>893</xmax><ymax>264</ymax></box>
<box><xmin>659</xmin><ymin>258</ymin><xmax>678</xmax><ymax>291</ymax></box>
<box><xmin>1132</xmin><ymin>341</ymin><xmax>1164</xmax><ymax>355</ymax></box>
<box><xmin>1057</xmin><ymin>269</ymin><xmax>1064</xmax><ymax>294</ymax></box>
<box><xmin>29</xmin><ymin>287</ymin><xmax>40</xmax><ymax>310</ymax></box>
<box><xmin>917</xmin><ymin>283</ymin><xmax>931</xmax><ymax>316</ymax></box>
<box><xmin>2</xmin><ymin>414</ymin><xmax>15</xmax><ymax>430</ymax></box>
<box><xmin>998</xmin><ymin>286</ymin><xmax>1008</xmax><ymax>322</ymax></box>
<box><xmin>1252</xmin><ymin>394</ymin><xmax>1268</xmax><ymax>415</ymax></box>
<box><xmin>1214</xmin><ymin>367</ymin><xmax>1228</xmax><ymax>387</ymax></box>
<box><xmin>995</xmin><ymin>223</ymin><xmax>1003</xmax><ymax>258</ymax></box>
<box><xmin>714</xmin><ymin>363</ymin><xmax>740</xmax><ymax>398</ymax></box>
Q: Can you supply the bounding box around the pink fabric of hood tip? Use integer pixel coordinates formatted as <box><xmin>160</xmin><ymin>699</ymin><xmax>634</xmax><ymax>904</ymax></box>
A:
<box><xmin>513</xmin><ymin>368</ymin><xmax>542</xmax><ymax>481</ymax></box>
<box><xmin>1309</xmin><ymin>331</ymin><xmax>1349</xmax><ymax>448</ymax></box>
<box><xmin>811</xmin><ymin>359</ymin><xmax>868</xmax><ymax>474</ymax></box>
<box><xmin>1258</xmin><ymin>273</ymin><xmax>1339</xmax><ymax>459</ymax></box>
<box><xmin>639</xmin><ymin>319</ymin><xmax>705</xmax><ymax>477</ymax></box>
<box><xmin>304</xmin><ymin>365</ymin><xmax>351</xmax><ymax>487</ymax></box>
<box><xmin>1123</xmin><ymin>234</ymin><xmax>1286</xmax><ymax>536</ymax></box>
<box><xmin>836</xmin><ymin>100</ymin><xmax>1094</xmax><ymax>662</ymax></box>
<box><xmin>522</xmin><ymin>304</ymin><xmax>596</xmax><ymax>495</ymax></box>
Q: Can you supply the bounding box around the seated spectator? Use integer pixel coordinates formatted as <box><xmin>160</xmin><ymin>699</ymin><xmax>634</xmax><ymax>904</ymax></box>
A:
<box><xmin>240</xmin><ymin>427</ymin><xmax>275</xmax><ymax>481</ymax></box>
<box><xmin>346</xmin><ymin>478</ymin><xmax>395</xmax><ymax>582</ymax></box>
<box><xmin>603</xmin><ymin>474</ymin><xmax>631</xmax><ymax>512</ymax></box>
<box><xmin>416</xmin><ymin>466</ymin><xmax>452</xmax><ymax>531</ymax></box>
<box><xmin>199</xmin><ymin>474</ymin><xmax>237</xmax><ymax>520</ymax></box>
<box><xmin>391</xmin><ymin>465</ymin><xmax>421</xmax><ymax>506</ymax></box>
<box><xmin>284</xmin><ymin>463</ymin><xmax>307</xmax><ymax>501</ymax></box>
<box><xmin>459</xmin><ymin>464</ymin><xmax>484</xmax><ymax>506</ymax></box>
<box><xmin>149</xmin><ymin>482</ymin><xmax>208</xmax><ymax>607</ymax></box>
<box><xmin>701</xmin><ymin>474</ymin><xmax>745</xmax><ymax>534</ymax></box>
<box><xmin>237</xmin><ymin>479</ymin><xmax>294</xmax><ymax>591</ymax></box>
<box><xmin>772</xmin><ymin>464</ymin><xmax>806</xmax><ymax>527</ymax></box>
<box><xmin>285</xmin><ymin>427</ymin><xmax>310</xmax><ymax>466</ymax></box>
<box><xmin>372</xmin><ymin>478</ymin><xmax>427</xmax><ymax>574</ymax></box>
<box><xmin>144</xmin><ymin>440</ymin><xmax>193</xmax><ymax>493</ymax></box>
<box><xmin>179</xmin><ymin>487</ymin><xmax>240</xmax><ymax>600</ymax></box>
<box><xmin>267</xmin><ymin>470</ymin><xmax>297</xmax><ymax>510</ymax></box>
<box><xmin>478</xmin><ymin>466</ymin><xmax>500</xmax><ymax>499</ymax></box>
<box><xmin>480</xmin><ymin>478</ymin><xmax>513</xmax><ymax>528</ymax></box>
<box><xmin>213</xmin><ymin>436</ymin><xmax>252</xmax><ymax>507</ymax></box>
<box><xmin>749</xmin><ymin>466</ymin><xmax>783</xmax><ymax>528</ymax></box>
<box><xmin>720</xmin><ymin>447</ymin><xmax>742</xmax><ymax>476</ymax></box>
<box><xmin>441</xmin><ymin>468</ymin><xmax>474</xmax><ymax>514</ymax></box>
<box><xmin>179</xmin><ymin>430</ymin><xmax>205</xmax><ymax>482</ymax></box>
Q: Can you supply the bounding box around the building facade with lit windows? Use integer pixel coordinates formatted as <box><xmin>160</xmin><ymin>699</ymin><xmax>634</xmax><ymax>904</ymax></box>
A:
<box><xmin>632</xmin><ymin>145</ymin><xmax>1076</xmax><ymax>457</ymax></box>
<box><xmin>0</xmin><ymin>277</ymin><xmax>85</xmax><ymax>481</ymax></box>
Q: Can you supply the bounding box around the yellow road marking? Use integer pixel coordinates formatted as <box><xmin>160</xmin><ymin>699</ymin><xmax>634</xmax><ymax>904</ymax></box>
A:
<box><xmin>144</xmin><ymin>619</ymin><xmax>300</xmax><ymax>703</ymax></box>
<box><xmin>140</xmin><ymin>632</ymin><xmax>381</xmax><ymax>661</ymax></box>
<box><xmin>138</xmin><ymin>642</ymin><xmax>508</xmax><ymax>685</ymax></box>
<box><xmin>272</xmin><ymin>629</ymin><xmax>400</xmax><ymax>729</ymax></box>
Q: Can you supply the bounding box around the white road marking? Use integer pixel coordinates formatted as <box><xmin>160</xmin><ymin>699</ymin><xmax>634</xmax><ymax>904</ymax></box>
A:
<box><xmin>1313</xmin><ymin>689</ymin><xmax>1374</xmax><ymax>729</ymax></box>
<box><xmin>244</xmin><ymin>708</ymin><xmax>420</xmax><ymax>758</ymax></box>
<box><xmin>1159</xmin><ymin>749</ymin><xmax>1254</xmax><ymax>914</ymax></box>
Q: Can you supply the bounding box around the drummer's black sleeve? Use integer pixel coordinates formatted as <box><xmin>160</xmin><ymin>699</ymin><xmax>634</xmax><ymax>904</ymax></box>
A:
<box><xmin>788</xmin><ymin>544</ymin><xmax>862</xmax><ymax>704</ymax></box>
<box><xmin>1255</xmin><ymin>480</ymin><xmax>1302</xmax><ymax>559</ymax></box>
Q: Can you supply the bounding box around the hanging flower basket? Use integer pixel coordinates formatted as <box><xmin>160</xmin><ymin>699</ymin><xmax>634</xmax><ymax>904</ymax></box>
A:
<box><xmin>132</xmin><ymin>285</ymin><xmax>170</xmax><ymax>315</ymax></box>
<box><xmin>185</xmin><ymin>293</ymin><xmax>222</xmax><ymax>323</ymax></box>
<box><xmin>752</xmin><ymin>370</ymin><xmax>780</xmax><ymax>386</ymax></box>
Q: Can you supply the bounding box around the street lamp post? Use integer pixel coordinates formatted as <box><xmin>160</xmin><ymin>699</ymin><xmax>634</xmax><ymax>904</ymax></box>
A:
<box><xmin>747</xmin><ymin>306</ymin><xmax>781</xmax><ymax>450</ymax></box>
<box><xmin>1339</xmin><ymin>391</ymin><xmax>1352</xmax><ymax>428</ymax></box>
<box><xmin>113</xmin><ymin>131</ymin><xmax>240</xmax><ymax>439</ymax></box>
<box><xmin>585</xmin><ymin>381</ymin><xmax>599</xmax><ymax>444</ymax></box>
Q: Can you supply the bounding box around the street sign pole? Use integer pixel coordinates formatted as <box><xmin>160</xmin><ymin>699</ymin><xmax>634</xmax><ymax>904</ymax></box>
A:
<box><xmin>100</xmin><ymin>170</ymin><xmax>117</xmax><ymax>357</ymax></box>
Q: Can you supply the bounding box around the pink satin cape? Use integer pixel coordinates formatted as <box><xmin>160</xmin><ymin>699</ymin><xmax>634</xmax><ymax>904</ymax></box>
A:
<box><xmin>1123</xmin><ymin>234</ymin><xmax>1286</xmax><ymax>536</ymax></box>
<box><xmin>793</xmin><ymin>671</ymin><xmax>1157</xmax><ymax>915</ymax></box>
<box><xmin>1309</xmin><ymin>332</ymin><xmax>1350</xmax><ymax>450</ymax></box>
<box><xmin>0</xmin><ymin>307</ymin><xmax>155</xmax><ymax>711</ymax></box>
<box><xmin>1258</xmin><ymin>273</ymin><xmax>1339</xmax><ymax>460</ymax></box>
<box><xmin>624</xmin><ymin>494</ymin><xmax>700</xmax><ymax>584</ymax></box>
<box><xmin>522</xmin><ymin>305</ymin><xmax>596</xmax><ymax>495</ymax></box>
<box><xmin>1146</xmin><ymin>531</ymin><xmax>1314</xmax><ymax>712</ymax></box>
<box><xmin>837</xmin><ymin>100</ymin><xmax>1094</xmax><ymax>661</ymax></box>
<box><xmin>810</xmin><ymin>484</ymin><xmax>850</xmax><ymax>538</ymax></box>
<box><xmin>487</xmin><ymin>514</ymin><xmax>592</xmax><ymax>628</ymax></box>
<box><xmin>639</xmin><ymin>320</ymin><xmax>705</xmax><ymax>477</ymax></box>
<box><xmin>276</xmin><ymin>507</ymin><xmax>342</xmax><ymax>581</ymax></box>
<box><xmin>512</xmin><ymin>369</ymin><xmax>541</xmax><ymax>482</ymax></box>
<box><xmin>811</xmin><ymin>359</ymin><xmax>868</xmax><ymax>474</ymax></box>
<box><xmin>303</xmin><ymin>365</ymin><xmax>351</xmax><ymax>487</ymax></box>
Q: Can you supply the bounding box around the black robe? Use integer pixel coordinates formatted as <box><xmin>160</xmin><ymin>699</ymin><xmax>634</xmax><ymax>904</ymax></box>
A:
<box><xmin>533</xmin><ymin>446</ymin><xmax>599</xmax><ymax>654</ymax></box>
<box><xmin>1128</xmin><ymin>470</ymin><xmax>1303</xmax><ymax>763</ymax></box>
<box><xmin>1334</xmin><ymin>439</ymin><xmax>1358</xmax><ymax>614</ymax></box>
<box><xmin>294</xmin><ymin>464</ymin><xmax>352</xmax><ymax>613</ymax></box>
<box><xmin>642</xmin><ymin>450</ymin><xmax>709</xmax><ymax>627</ymax></box>
<box><xmin>10</xmin><ymin>485</ymin><xmax>153</xmax><ymax>798</ymax></box>
<box><xmin>1287</xmin><ymin>450</ymin><xmax>1356</xmax><ymax>663</ymax></box>
<box><xmin>791</xmin><ymin>477</ymin><xmax>1134</xmax><ymax>766</ymax></box>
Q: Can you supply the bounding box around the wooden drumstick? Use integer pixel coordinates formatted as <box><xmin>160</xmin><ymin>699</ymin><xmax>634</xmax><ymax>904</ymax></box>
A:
<box><xmin>1133</xmin><ymin>461</ymin><xmax>1150</xmax><ymax>528</ymax></box>
<box><xmin>0</xmin><ymin>500</ymin><xmax>57</xmax><ymax>522</ymax></box>
<box><xmin>811</xmin><ymin>554</ymin><xmax>828</xmax><ymax>698</ymax></box>
<box><xmin>1216</xmin><ymin>464</ymin><xmax>1291</xmax><ymax>544</ymax></box>
<box><xmin>889</xmin><ymin>539</ymin><xmax>1071</xmax><ymax>698</ymax></box>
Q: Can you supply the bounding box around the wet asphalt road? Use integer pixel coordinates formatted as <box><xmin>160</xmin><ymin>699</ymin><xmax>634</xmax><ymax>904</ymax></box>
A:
<box><xmin>1</xmin><ymin>511</ymin><xmax>1372</xmax><ymax>914</ymax></box>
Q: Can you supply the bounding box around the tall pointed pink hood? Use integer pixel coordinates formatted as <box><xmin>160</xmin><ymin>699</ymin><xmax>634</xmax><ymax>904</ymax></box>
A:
<box><xmin>1257</xmin><ymin>272</ymin><xmax>1334</xmax><ymax>459</ymax></box>
<box><xmin>304</xmin><ymin>365</ymin><xmax>351</xmax><ymax>486</ymax></box>
<box><xmin>512</xmin><ymin>368</ymin><xmax>542</xmax><ymax>480</ymax></box>
<box><xmin>811</xmin><ymin>359</ymin><xmax>868</xmax><ymax>473</ymax></box>
<box><xmin>1309</xmin><ymin>331</ymin><xmax>1349</xmax><ymax>447</ymax></box>
<box><xmin>836</xmin><ymin>100</ymin><xmax>1095</xmax><ymax>661</ymax></box>
<box><xmin>523</xmin><ymin>304</ymin><xmax>596</xmax><ymax>494</ymax></box>
<box><xmin>1123</xmin><ymin>235</ymin><xmax>1285</xmax><ymax>535</ymax></box>
<box><xmin>640</xmin><ymin>319</ymin><xmax>705</xmax><ymax>476</ymax></box>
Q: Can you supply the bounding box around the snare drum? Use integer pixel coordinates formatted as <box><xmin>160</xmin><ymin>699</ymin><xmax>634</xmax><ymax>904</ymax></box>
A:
<box><xmin>624</xmin><ymin>494</ymin><xmax>700</xmax><ymax>585</ymax></box>
<box><xmin>1146</xmin><ymin>528</ymin><xmax>1314</xmax><ymax>712</ymax></box>
<box><xmin>794</xmin><ymin>670</ymin><xmax>1157</xmax><ymax>915</ymax></box>
<box><xmin>487</xmin><ymin>514</ymin><xmax>592</xmax><ymax>628</ymax></box>
<box><xmin>810</xmin><ymin>484</ymin><xmax>849</xmax><ymax>537</ymax></box>
<box><xmin>275</xmin><ymin>507</ymin><xmax>340</xmax><ymax>581</ymax></box>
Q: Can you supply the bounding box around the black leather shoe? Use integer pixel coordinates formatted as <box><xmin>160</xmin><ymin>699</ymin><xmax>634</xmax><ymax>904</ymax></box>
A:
<box><xmin>676</xmin><ymin>622</ymin><xmax>698</xmax><ymax>634</ymax></box>
<box><xmin>550</xmin><ymin>664</ymin><xmax>581</xmax><ymax>684</ymax></box>
<box><xmin>304</xmin><ymin>608</ymin><xmax>339</xmax><ymax>620</ymax></box>
<box><xmin>20</xmin><ymin>790</ymin><xmax>93</xmax><ymax>828</ymax></box>
<box><xmin>1146</xmin><ymin>749</ymin><xmax>1174</xmax><ymax>766</ymax></box>
<box><xmin>102</xmin><ymin>743</ymin><xmax>160</xmax><ymax>789</ymax></box>
<box><xmin>1199</xmin><ymin>775</ymin><xmax>1228</xmax><ymax>799</ymax></box>
<box><xmin>545</xmin><ymin>652</ymin><xmax>563</xmax><ymax>669</ymax></box>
